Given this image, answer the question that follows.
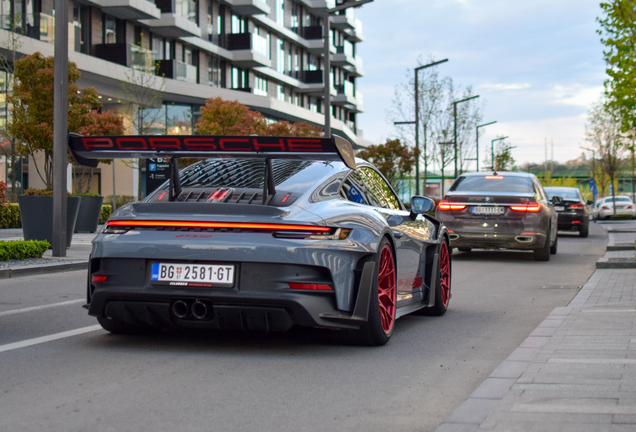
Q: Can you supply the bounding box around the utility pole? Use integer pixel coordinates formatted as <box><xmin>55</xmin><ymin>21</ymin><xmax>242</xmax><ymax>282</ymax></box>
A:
<box><xmin>453</xmin><ymin>95</ymin><xmax>479</xmax><ymax>178</ymax></box>
<box><xmin>52</xmin><ymin>0</ymin><xmax>69</xmax><ymax>256</ymax></box>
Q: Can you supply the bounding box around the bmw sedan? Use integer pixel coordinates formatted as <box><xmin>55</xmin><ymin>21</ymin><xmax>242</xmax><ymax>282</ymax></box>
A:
<box><xmin>435</xmin><ymin>171</ymin><xmax>560</xmax><ymax>261</ymax></box>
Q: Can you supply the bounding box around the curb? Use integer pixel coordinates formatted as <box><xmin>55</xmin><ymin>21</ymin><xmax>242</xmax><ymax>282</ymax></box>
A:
<box><xmin>596</xmin><ymin>257</ymin><xmax>636</xmax><ymax>269</ymax></box>
<box><xmin>0</xmin><ymin>261</ymin><xmax>88</xmax><ymax>279</ymax></box>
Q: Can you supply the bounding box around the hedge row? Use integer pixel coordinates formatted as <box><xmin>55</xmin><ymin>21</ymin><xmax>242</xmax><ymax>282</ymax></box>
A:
<box><xmin>0</xmin><ymin>203</ymin><xmax>113</xmax><ymax>229</ymax></box>
<box><xmin>0</xmin><ymin>240</ymin><xmax>50</xmax><ymax>261</ymax></box>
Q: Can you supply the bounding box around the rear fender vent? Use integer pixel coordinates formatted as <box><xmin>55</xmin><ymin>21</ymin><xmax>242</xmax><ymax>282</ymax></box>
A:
<box><xmin>151</xmin><ymin>188</ymin><xmax>297</xmax><ymax>207</ymax></box>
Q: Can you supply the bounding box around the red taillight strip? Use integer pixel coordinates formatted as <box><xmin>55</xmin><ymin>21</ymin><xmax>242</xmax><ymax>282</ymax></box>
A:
<box><xmin>289</xmin><ymin>283</ymin><xmax>333</xmax><ymax>291</ymax></box>
<box><xmin>438</xmin><ymin>200</ymin><xmax>467</xmax><ymax>211</ymax></box>
<box><xmin>158</xmin><ymin>192</ymin><xmax>166</xmax><ymax>201</ymax></box>
<box><xmin>510</xmin><ymin>202</ymin><xmax>541</xmax><ymax>212</ymax></box>
<box><xmin>106</xmin><ymin>220</ymin><xmax>331</xmax><ymax>232</ymax></box>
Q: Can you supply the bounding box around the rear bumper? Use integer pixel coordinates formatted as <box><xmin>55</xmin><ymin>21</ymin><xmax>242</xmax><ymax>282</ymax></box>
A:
<box><xmin>557</xmin><ymin>212</ymin><xmax>589</xmax><ymax>230</ymax></box>
<box><xmin>87</xmin><ymin>258</ymin><xmax>374</xmax><ymax>331</ymax></box>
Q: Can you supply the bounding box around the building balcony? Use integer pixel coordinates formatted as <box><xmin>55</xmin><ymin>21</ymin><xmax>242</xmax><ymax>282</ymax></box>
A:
<box><xmin>156</xmin><ymin>59</ymin><xmax>197</xmax><ymax>83</ymax></box>
<box><xmin>94</xmin><ymin>43</ymin><xmax>156</xmax><ymax>70</ymax></box>
<box><xmin>226</xmin><ymin>32</ymin><xmax>271</xmax><ymax>67</ymax></box>
<box><xmin>331</xmin><ymin>46</ymin><xmax>356</xmax><ymax>67</ymax></box>
<box><xmin>141</xmin><ymin>0</ymin><xmax>200</xmax><ymax>37</ymax></box>
<box><xmin>302</xmin><ymin>26</ymin><xmax>322</xmax><ymax>40</ymax></box>
<box><xmin>345</xmin><ymin>18</ymin><xmax>364</xmax><ymax>43</ymax></box>
<box><xmin>95</xmin><ymin>0</ymin><xmax>161</xmax><ymax>20</ymax></box>
<box><xmin>220</xmin><ymin>0</ymin><xmax>270</xmax><ymax>16</ymax></box>
<box><xmin>140</xmin><ymin>12</ymin><xmax>201</xmax><ymax>37</ymax></box>
<box><xmin>301</xmin><ymin>70</ymin><xmax>323</xmax><ymax>84</ymax></box>
<box><xmin>330</xmin><ymin>11</ymin><xmax>355</xmax><ymax>30</ymax></box>
<box><xmin>346</xmin><ymin>56</ymin><xmax>364</xmax><ymax>78</ymax></box>
<box><xmin>231</xmin><ymin>86</ymin><xmax>253</xmax><ymax>93</ymax></box>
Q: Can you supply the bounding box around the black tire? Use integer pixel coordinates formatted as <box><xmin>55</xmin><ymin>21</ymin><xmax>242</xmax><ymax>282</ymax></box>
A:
<box><xmin>579</xmin><ymin>225</ymin><xmax>589</xmax><ymax>238</ymax></box>
<box><xmin>550</xmin><ymin>235</ymin><xmax>558</xmax><ymax>255</ymax></box>
<box><xmin>97</xmin><ymin>317</ymin><xmax>161</xmax><ymax>335</ymax></box>
<box><xmin>347</xmin><ymin>237</ymin><xmax>397</xmax><ymax>346</ymax></box>
<box><xmin>533</xmin><ymin>232</ymin><xmax>551</xmax><ymax>261</ymax></box>
<box><xmin>415</xmin><ymin>239</ymin><xmax>451</xmax><ymax>316</ymax></box>
<box><xmin>457</xmin><ymin>247</ymin><xmax>471</xmax><ymax>252</ymax></box>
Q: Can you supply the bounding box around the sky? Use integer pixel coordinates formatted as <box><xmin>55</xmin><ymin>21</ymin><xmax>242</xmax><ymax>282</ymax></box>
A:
<box><xmin>355</xmin><ymin>0</ymin><xmax>606</xmax><ymax>167</ymax></box>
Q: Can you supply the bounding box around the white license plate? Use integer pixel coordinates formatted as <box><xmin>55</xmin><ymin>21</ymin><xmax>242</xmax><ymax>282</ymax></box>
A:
<box><xmin>472</xmin><ymin>206</ymin><xmax>504</xmax><ymax>215</ymax></box>
<box><xmin>151</xmin><ymin>263</ymin><xmax>235</xmax><ymax>287</ymax></box>
<box><xmin>555</xmin><ymin>206</ymin><xmax>565</xmax><ymax>211</ymax></box>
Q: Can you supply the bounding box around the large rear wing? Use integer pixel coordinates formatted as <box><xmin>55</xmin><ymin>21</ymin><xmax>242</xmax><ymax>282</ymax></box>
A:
<box><xmin>68</xmin><ymin>133</ymin><xmax>356</xmax><ymax>170</ymax></box>
<box><xmin>68</xmin><ymin>133</ymin><xmax>357</xmax><ymax>203</ymax></box>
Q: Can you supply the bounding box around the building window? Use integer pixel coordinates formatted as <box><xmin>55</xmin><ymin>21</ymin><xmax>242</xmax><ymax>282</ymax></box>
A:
<box><xmin>307</xmin><ymin>54</ymin><xmax>317</xmax><ymax>71</ymax></box>
<box><xmin>231</xmin><ymin>13</ymin><xmax>246</xmax><ymax>33</ymax></box>
<box><xmin>208</xmin><ymin>54</ymin><xmax>225</xmax><ymax>87</ymax></box>
<box><xmin>176</xmin><ymin>0</ymin><xmax>197</xmax><ymax>24</ymax></box>
<box><xmin>165</xmin><ymin>39</ymin><xmax>173</xmax><ymax>60</ymax></box>
<box><xmin>73</xmin><ymin>4</ymin><xmax>89</xmax><ymax>53</ymax></box>
<box><xmin>277</xmin><ymin>38</ymin><xmax>285</xmax><ymax>73</ymax></box>
<box><xmin>167</xmin><ymin>104</ymin><xmax>193</xmax><ymax>135</ymax></box>
<box><xmin>277</xmin><ymin>85</ymin><xmax>286</xmax><ymax>102</ymax></box>
<box><xmin>276</xmin><ymin>0</ymin><xmax>284</xmax><ymax>26</ymax></box>
<box><xmin>308</xmin><ymin>96</ymin><xmax>318</xmax><ymax>113</ymax></box>
<box><xmin>291</xmin><ymin>2</ymin><xmax>299</xmax><ymax>32</ymax></box>
<box><xmin>207</xmin><ymin>1</ymin><xmax>214</xmax><ymax>43</ymax></box>
<box><xmin>254</xmin><ymin>75</ymin><xmax>268</xmax><ymax>96</ymax></box>
<box><xmin>103</xmin><ymin>15</ymin><xmax>123</xmax><ymax>44</ymax></box>
<box><xmin>232</xmin><ymin>66</ymin><xmax>248</xmax><ymax>89</ymax></box>
<box><xmin>151</xmin><ymin>34</ymin><xmax>164</xmax><ymax>60</ymax></box>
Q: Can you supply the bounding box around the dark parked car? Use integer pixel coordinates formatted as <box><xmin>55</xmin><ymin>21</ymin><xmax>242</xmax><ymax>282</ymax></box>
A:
<box><xmin>69</xmin><ymin>134</ymin><xmax>452</xmax><ymax>346</ymax></box>
<box><xmin>544</xmin><ymin>186</ymin><xmax>590</xmax><ymax>237</ymax></box>
<box><xmin>435</xmin><ymin>171</ymin><xmax>560</xmax><ymax>261</ymax></box>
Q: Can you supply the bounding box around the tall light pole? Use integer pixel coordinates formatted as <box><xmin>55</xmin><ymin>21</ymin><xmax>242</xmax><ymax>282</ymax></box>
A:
<box><xmin>475</xmin><ymin>121</ymin><xmax>496</xmax><ymax>172</ymax></box>
<box><xmin>52</xmin><ymin>0</ymin><xmax>69</xmax><ymax>256</ymax></box>
<box><xmin>394</xmin><ymin>58</ymin><xmax>448</xmax><ymax>196</ymax></box>
<box><xmin>323</xmin><ymin>0</ymin><xmax>373</xmax><ymax>138</ymax></box>
<box><xmin>491</xmin><ymin>136</ymin><xmax>509</xmax><ymax>171</ymax></box>
<box><xmin>453</xmin><ymin>95</ymin><xmax>479</xmax><ymax>178</ymax></box>
<box><xmin>439</xmin><ymin>141</ymin><xmax>454</xmax><ymax>197</ymax></box>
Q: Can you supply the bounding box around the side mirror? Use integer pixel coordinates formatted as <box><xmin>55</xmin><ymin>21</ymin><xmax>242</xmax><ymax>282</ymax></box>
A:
<box><xmin>410</xmin><ymin>196</ymin><xmax>435</xmax><ymax>219</ymax></box>
<box><xmin>551</xmin><ymin>196</ymin><xmax>563</xmax><ymax>205</ymax></box>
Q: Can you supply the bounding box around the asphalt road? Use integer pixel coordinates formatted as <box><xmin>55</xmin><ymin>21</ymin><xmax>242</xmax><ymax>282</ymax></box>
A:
<box><xmin>0</xmin><ymin>223</ymin><xmax>607</xmax><ymax>432</ymax></box>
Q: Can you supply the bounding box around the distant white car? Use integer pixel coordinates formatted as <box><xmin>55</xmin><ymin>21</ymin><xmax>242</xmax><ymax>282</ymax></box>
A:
<box><xmin>593</xmin><ymin>196</ymin><xmax>636</xmax><ymax>220</ymax></box>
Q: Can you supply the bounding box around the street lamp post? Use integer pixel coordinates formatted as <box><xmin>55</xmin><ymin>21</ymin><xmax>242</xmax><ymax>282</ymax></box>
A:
<box><xmin>323</xmin><ymin>0</ymin><xmax>373</xmax><ymax>138</ymax></box>
<box><xmin>395</xmin><ymin>58</ymin><xmax>448</xmax><ymax>196</ymax></box>
<box><xmin>491</xmin><ymin>136</ymin><xmax>509</xmax><ymax>171</ymax></box>
<box><xmin>453</xmin><ymin>95</ymin><xmax>479</xmax><ymax>178</ymax></box>
<box><xmin>439</xmin><ymin>141</ymin><xmax>454</xmax><ymax>197</ymax></box>
<box><xmin>475</xmin><ymin>121</ymin><xmax>496</xmax><ymax>171</ymax></box>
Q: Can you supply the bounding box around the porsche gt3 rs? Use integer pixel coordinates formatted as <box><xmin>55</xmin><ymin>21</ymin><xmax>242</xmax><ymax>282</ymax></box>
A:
<box><xmin>69</xmin><ymin>134</ymin><xmax>451</xmax><ymax>346</ymax></box>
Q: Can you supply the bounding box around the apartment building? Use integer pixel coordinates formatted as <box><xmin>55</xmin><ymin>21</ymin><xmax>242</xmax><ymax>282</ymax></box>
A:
<box><xmin>0</xmin><ymin>0</ymin><xmax>367</xmax><ymax>197</ymax></box>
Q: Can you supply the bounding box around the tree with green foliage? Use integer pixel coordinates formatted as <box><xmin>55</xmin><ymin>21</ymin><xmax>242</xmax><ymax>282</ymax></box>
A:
<box><xmin>356</xmin><ymin>139</ymin><xmax>418</xmax><ymax>195</ymax></box>
<box><xmin>483</xmin><ymin>137</ymin><xmax>516</xmax><ymax>171</ymax></box>
<box><xmin>8</xmin><ymin>52</ymin><xmax>104</xmax><ymax>189</ymax></box>
<box><xmin>598</xmin><ymin>0</ymin><xmax>636</xmax><ymax>130</ymax></box>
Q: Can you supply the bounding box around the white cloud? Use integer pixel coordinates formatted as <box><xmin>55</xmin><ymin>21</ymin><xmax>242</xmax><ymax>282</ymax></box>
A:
<box><xmin>551</xmin><ymin>85</ymin><xmax>604</xmax><ymax>108</ymax></box>
<box><xmin>478</xmin><ymin>83</ymin><xmax>532</xmax><ymax>91</ymax></box>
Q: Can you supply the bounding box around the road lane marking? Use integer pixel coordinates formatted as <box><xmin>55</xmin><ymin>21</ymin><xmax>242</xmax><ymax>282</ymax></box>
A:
<box><xmin>0</xmin><ymin>325</ymin><xmax>102</xmax><ymax>354</ymax></box>
<box><xmin>0</xmin><ymin>299</ymin><xmax>85</xmax><ymax>317</ymax></box>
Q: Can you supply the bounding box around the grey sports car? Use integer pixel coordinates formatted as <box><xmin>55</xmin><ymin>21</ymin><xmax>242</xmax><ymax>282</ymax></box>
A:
<box><xmin>69</xmin><ymin>134</ymin><xmax>451</xmax><ymax>346</ymax></box>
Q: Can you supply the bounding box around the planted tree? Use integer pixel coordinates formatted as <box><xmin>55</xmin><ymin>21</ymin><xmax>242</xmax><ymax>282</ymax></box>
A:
<box><xmin>8</xmin><ymin>52</ymin><xmax>102</xmax><ymax>189</ymax></box>
<box><xmin>356</xmin><ymin>139</ymin><xmax>418</xmax><ymax>195</ymax></box>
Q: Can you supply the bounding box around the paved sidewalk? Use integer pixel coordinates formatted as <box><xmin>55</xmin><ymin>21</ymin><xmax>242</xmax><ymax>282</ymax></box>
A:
<box><xmin>0</xmin><ymin>228</ymin><xmax>94</xmax><ymax>278</ymax></box>
<box><xmin>436</xmin><ymin>220</ymin><xmax>636</xmax><ymax>432</ymax></box>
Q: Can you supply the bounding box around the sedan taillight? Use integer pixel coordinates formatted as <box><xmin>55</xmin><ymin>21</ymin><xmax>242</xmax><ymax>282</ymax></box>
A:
<box><xmin>438</xmin><ymin>200</ymin><xmax>466</xmax><ymax>211</ymax></box>
<box><xmin>569</xmin><ymin>203</ymin><xmax>585</xmax><ymax>210</ymax></box>
<box><xmin>510</xmin><ymin>202</ymin><xmax>541</xmax><ymax>212</ymax></box>
<box><xmin>602</xmin><ymin>205</ymin><xmax>610</xmax><ymax>210</ymax></box>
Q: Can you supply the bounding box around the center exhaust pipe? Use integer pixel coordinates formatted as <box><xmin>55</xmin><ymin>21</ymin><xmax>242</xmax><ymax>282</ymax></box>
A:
<box><xmin>172</xmin><ymin>300</ymin><xmax>189</xmax><ymax>319</ymax></box>
<box><xmin>191</xmin><ymin>301</ymin><xmax>208</xmax><ymax>320</ymax></box>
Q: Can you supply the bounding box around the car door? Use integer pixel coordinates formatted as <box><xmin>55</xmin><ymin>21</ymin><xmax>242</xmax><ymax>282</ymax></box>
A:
<box><xmin>534</xmin><ymin>178</ymin><xmax>557</xmax><ymax>242</ymax></box>
<box><xmin>354</xmin><ymin>167</ymin><xmax>435</xmax><ymax>300</ymax></box>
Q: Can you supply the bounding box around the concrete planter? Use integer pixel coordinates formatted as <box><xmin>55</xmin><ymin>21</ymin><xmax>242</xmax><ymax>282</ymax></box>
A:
<box><xmin>74</xmin><ymin>196</ymin><xmax>104</xmax><ymax>233</ymax></box>
<box><xmin>18</xmin><ymin>196</ymin><xmax>81</xmax><ymax>247</ymax></box>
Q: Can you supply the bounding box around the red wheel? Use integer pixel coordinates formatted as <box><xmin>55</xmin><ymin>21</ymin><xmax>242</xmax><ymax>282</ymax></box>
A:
<box><xmin>439</xmin><ymin>241</ymin><xmax>451</xmax><ymax>308</ymax></box>
<box><xmin>378</xmin><ymin>244</ymin><xmax>397</xmax><ymax>335</ymax></box>
<box><xmin>346</xmin><ymin>237</ymin><xmax>397</xmax><ymax>345</ymax></box>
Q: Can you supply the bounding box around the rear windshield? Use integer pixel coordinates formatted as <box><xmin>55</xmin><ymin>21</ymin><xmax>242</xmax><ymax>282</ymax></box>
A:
<box><xmin>450</xmin><ymin>175</ymin><xmax>534</xmax><ymax>193</ymax></box>
<box><xmin>176</xmin><ymin>159</ymin><xmax>335</xmax><ymax>194</ymax></box>
<box><xmin>545</xmin><ymin>188</ymin><xmax>580</xmax><ymax>200</ymax></box>
<box><xmin>605</xmin><ymin>196</ymin><xmax>631</xmax><ymax>203</ymax></box>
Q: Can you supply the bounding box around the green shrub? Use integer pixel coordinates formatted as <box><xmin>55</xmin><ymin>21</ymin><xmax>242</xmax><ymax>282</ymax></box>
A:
<box><xmin>100</xmin><ymin>204</ymin><xmax>112</xmax><ymax>224</ymax></box>
<box><xmin>610</xmin><ymin>214</ymin><xmax>633</xmax><ymax>220</ymax></box>
<box><xmin>0</xmin><ymin>240</ymin><xmax>49</xmax><ymax>261</ymax></box>
<box><xmin>0</xmin><ymin>203</ymin><xmax>21</xmax><ymax>228</ymax></box>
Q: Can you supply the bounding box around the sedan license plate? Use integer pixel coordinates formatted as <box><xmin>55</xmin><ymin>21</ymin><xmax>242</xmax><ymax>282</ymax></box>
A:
<box><xmin>151</xmin><ymin>263</ymin><xmax>235</xmax><ymax>287</ymax></box>
<box><xmin>555</xmin><ymin>206</ymin><xmax>565</xmax><ymax>211</ymax></box>
<box><xmin>472</xmin><ymin>206</ymin><xmax>504</xmax><ymax>215</ymax></box>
